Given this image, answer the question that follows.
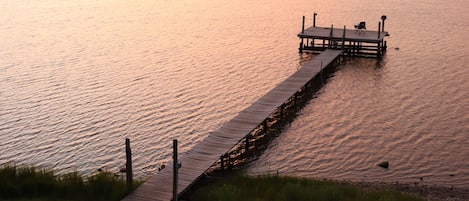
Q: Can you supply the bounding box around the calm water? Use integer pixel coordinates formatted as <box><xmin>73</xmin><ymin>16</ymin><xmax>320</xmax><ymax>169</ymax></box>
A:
<box><xmin>1</xmin><ymin>0</ymin><xmax>468</xmax><ymax>188</ymax></box>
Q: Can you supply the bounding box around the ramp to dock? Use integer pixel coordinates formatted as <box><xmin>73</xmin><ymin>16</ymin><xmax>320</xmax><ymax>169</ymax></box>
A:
<box><xmin>122</xmin><ymin>49</ymin><xmax>343</xmax><ymax>201</ymax></box>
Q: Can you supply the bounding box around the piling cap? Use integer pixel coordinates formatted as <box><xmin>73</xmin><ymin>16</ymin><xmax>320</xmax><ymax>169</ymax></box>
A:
<box><xmin>381</xmin><ymin>15</ymin><xmax>387</xmax><ymax>20</ymax></box>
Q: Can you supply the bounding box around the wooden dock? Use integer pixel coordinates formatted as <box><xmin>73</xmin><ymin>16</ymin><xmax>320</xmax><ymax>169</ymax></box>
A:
<box><xmin>298</xmin><ymin>15</ymin><xmax>389</xmax><ymax>57</ymax></box>
<box><xmin>122</xmin><ymin>49</ymin><xmax>344</xmax><ymax>201</ymax></box>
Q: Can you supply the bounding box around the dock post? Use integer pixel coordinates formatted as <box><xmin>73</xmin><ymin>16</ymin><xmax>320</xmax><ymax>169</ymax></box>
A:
<box><xmin>125</xmin><ymin>138</ymin><xmax>133</xmax><ymax>192</ymax></box>
<box><xmin>220</xmin><ymin>155</ymin><xmax>225</xmax><ymax>170</ymax></box>
<box><xmin>302</xmin><ymin>16</ymin><xmax>305</xmax><ymax>33</ymax></box>
<box><xmin>245</xmin><ymin>135</ymin><xmax>250</xmax><ymax>152</ymax></box>
<box><xmin>381</xmin><ymin>15</ymin><xmax>387</xmax><ymax>33</ymax></box>
<box><xmin>299</xmin><ymin>40</ymin><xmax>303</xmax><ymax>53</ymax></box>
<box><xmin>313</xmin><ymin>12</ymin><xmax>317</xmax><ymax>27</ymax></box>
<box><xmin>299</xmin><ymin>16</ymin><xmax>305</xmax><ymax>53</ymax></box>
<box><xmin>377</xmin><ymin>22</ymin><xmax>382</xmax><ymax>57</ymax></box>
<box><xmin>280</xmin><ymin>104</ymin><xmax>284</xmax><ymax>121</ymax></box>
<box><xmin>328</xmin><ymin>24</ymin><xmax>333</xmax><ymax>48</ymax></box>
<box><xmin>293</xmin><ymin>92</ymin><xmax>297</xmax><ymax>108</ymax></box>
<box><xmin>173</xmin><ymin>139</ymin><xmax>179</xmax><ymax>201</ymax></box>
<box><xmin>342</xmin><ymin>25</ymin><xmax>346</xmax><ymax>50</ymax></box>
<box><xmin>378</xmin><ymin>22</ymin><xmax>381</xmax><ymax>39</ymax></box>
<box><xmin>228</xmin><ymin>154</ymin><xmax>232</xmax><ymax>170</ymax></box>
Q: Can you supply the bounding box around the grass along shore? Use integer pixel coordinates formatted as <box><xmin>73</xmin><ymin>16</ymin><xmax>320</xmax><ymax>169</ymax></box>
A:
<box><xmin>188</xmin><ymin>173</ymin><xmax>424</xmax><ymax>201</ymax></box>
<box><xmin>2</xmin><ymin>165</ymin><xmax>466</xmax><ymax>201</ymax></box>
<box><xmin>0</xmin><ymin>165</ymin><xmax>142</xmax><ymax>201</ymax></box>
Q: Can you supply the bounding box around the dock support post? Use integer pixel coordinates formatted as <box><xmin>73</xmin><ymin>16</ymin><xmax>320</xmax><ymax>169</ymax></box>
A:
<box><xmin>280</xmin><ymin>105</ymin><xmax>284</xmax><ymax>121</ymax></box>
<box><xmin>342</xmin><ymin>25</ymin><xmax>346</xmax><ymax>50</ymax></box>
<box><xmin>293</xmin><ymin>92</ymin><xmax>297</xmax><ymax>108</ymax></box>
<box><xmin>377</xmin><ymin>22</ymin><xmax>382</xmax><ymax>57</ymax></box>
<box><xmin>328</xmin><ymin>24</ymin><xmax>333</xmax><ymax>48</ymax></box>
<box><xmin>220</xmin><ymin>155</ymin><xmax>225</xmax><ymax>170</ymax></box>
<box><xmin>302</xmin><ymin>16</ymin><xmax>305</xmax><ymax>33</ymax></box>
<box><xmin>299</xmin><ymin>16</ymin><xmax>305</xmax><ymax>53</ymax></box>
<box><xmin>125</xmin><ymin>138</ymin><xmax>133</xmax><ymax>192</ymax></box>
<box><xmin>378</xmin><ymin>22</ymin><xmax>381</xmax><ymax>39</ymax></box>
<box><xmin>173</xmin><ymin>139</ymin><xmax>179</xmax><ymax>201</ymax></box>
<box><xmin>313</xmin><ymin>12</ymin><xmax>317</xmax><ymax>27</ymax></box>
<box><xmin>245</xmin><ymin>135</ymin><xmax>250</xmax><ymax>152</ymax></box>
<box><xmin>228</xmin><ymin>154</ymin><xmax>232</xmax><ymax>170</ymax></box>
<box><xmin>299</xmin><ymin>40</ymin><xmax>303</xmax><ymax>53</ymax></box>
<box><xmin>381</xmin><ymin>15</ymin><xmax>387</xmax><ymax>33</ymax></box>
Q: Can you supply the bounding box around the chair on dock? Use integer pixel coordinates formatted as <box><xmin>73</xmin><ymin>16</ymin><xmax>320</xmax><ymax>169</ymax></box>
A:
<box><xmin>354</xmin><ymin>21</ymin><xmax>366</xmax><ymax>33</ymax></box>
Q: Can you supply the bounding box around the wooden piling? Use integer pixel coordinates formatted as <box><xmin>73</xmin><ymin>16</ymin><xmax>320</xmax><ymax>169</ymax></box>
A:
<box><xmin>302</xmin><ymin>16</ymin><xmax>305</xmax><ymax>33</ymax></box>
<box><xmin>125</xmin><ymin>138</ymin><xmax>133</xmax><ymax>192</ymax></box>
<box><xmin>281</xmin><ymin>104</ymin><xmax>284</xmax><ymax>120</ymax></box>
<box><xmin>381</xmin><ymin>15</ymin><xmax>387</xmax><ymax>33</ymax></box>
<box><xmin>328</xmin><ymin>24</ymin><xmax>333</xmax><ymax>48</ymax></box>
<box><xmin>313</xmin><ymin>12</ymin><xmax>317</xmax><ymax>27</ymax></box>
<box><xmin>245</xmin><ymin>135</ymin><xmax>250</xmax><ymax>151</ymax></box>
<box><xmin>173</xmin><ymin>139</ymin><xmax>178</xmax><ymax>201</ymax></box>
<box><xmin>378</xmin><ymin>22</ymin><xmax>381</xmax><ymax>39</ymax></box>
<box><xmin>220</xmin><ymin>156</ymin><xmax>224</xmax><ymax>170</ymax></box>
<box><xmin>377</xmin><ymin>22</ymin><xmax>381</xmax><ymax>57</ymax></box>
<box><xmin>342</xmin><ymin>25</ymin><xmax>346</xmax><ymax>50</ymax></box>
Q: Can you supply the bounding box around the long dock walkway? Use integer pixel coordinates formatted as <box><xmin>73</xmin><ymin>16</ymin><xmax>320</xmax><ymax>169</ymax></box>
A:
<box><xmin>122</xmin><ymin>49</ymin><xmax>343</xmax><ymax>201</ymax></box>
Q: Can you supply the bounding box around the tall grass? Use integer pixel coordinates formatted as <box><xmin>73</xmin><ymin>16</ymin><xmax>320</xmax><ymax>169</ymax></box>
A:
<box><xmin>190</xmin><ymin>174</ymin><xmax>424</xmax><ymax>201</ymax></box>
<box><xmin>0</xmin><ymin>165</ymin><xmax>141</xmax><ymax>201</ymax></box>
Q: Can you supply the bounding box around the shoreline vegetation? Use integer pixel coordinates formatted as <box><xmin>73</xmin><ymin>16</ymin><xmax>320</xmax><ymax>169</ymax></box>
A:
<box><xmin>1</xmin><ymin>166</ymin><xmax>468</xmax><ymax>201</ymax></box>
<box><xmin>187</xmin><ymin>173</ymin><xmax>424</xmax><ymax>201</ymax></box>
<box><xmin>0</xmin><ymin>165</ymin><xmax>142</xmax><ymax>201</ymax></box>
<box><xmin>186</xmin><ymin>172</ymin><xmax>469</xmax><ymax>201</ymax></box>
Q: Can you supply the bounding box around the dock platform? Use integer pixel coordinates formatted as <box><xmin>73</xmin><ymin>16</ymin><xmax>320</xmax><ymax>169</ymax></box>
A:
<box><xmin>122</xmin><ymin>49</ymin><xmax>344</xmax><ymax>201</ymax></box>
<box><xmin>298</xmin><ymin>14</ymin><xmax>389</xmax><ymax>57</ymax></box>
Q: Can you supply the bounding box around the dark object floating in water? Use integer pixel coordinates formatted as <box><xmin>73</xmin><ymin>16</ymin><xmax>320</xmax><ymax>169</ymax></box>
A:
<box><xmin>378</xmin><ymin>161</ymin><xmax>389</xmax><ymax>169</ymax></box>
<box><xmin>158</xmin><ymin>164</ymin><xmax>166</xmax><ymax>171</ymax></box>
<box><xmin>395</xmin><ymin>47</ymin><xmax>400</xmax><ymax>50</ymax></box>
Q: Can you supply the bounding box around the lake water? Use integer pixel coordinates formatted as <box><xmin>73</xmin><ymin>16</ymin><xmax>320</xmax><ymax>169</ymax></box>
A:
<box><xmin>1</xmin><ymin>0</ymin><xmax>468</xmax><ymax>188</ymax></box>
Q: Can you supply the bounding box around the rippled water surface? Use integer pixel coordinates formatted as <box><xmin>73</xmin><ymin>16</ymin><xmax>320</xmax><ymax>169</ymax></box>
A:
<box><xmin>1</xmin><ymin>0</ymin><xmax>468</xmax><ymax>187</ymax></box>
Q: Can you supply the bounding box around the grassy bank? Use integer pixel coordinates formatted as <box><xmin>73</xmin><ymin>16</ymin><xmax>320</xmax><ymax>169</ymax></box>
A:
<box><xmin>0</xmin><ymin>165</ymin><xmax>141</xmax><ymax>201</ymax></box>
<box><xmin>189</xmin><ymin>174</ymin><xmax>424</xmax><ymax>201</ymax></box>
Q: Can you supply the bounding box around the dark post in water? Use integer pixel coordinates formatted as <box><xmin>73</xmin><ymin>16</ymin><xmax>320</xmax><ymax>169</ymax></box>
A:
<box><xmin>328</xmin><ymin>24</ymin><xmax>333</xmax><ymax>48</ymax></box>
<box><xmin>313</xmin><ymin>12</ymin><xmax>317</xmax><ymax>27</ymax></box>
<box><xmin>342</xmin><ymin>25</ymin><xmax>346</xmax><ymax>50</ymax></box>
<box><xmin>381</xmin><ymin>15</ymin><xmax>387</xmax><ymax>33</ymax></box>
<box><xmin>173</xmin><ymin>139</ymin><xmax>179</xmax><ymax>201</ymax></box>
<box><xmin>125</xmin><ymin>138</ymin><xmax>133</xmax><ymax>191</ymax></box>
<box><xmin>301</xmin><ymin>16</ymin><xmax>305</xmax><ymax>33</ymax></box>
